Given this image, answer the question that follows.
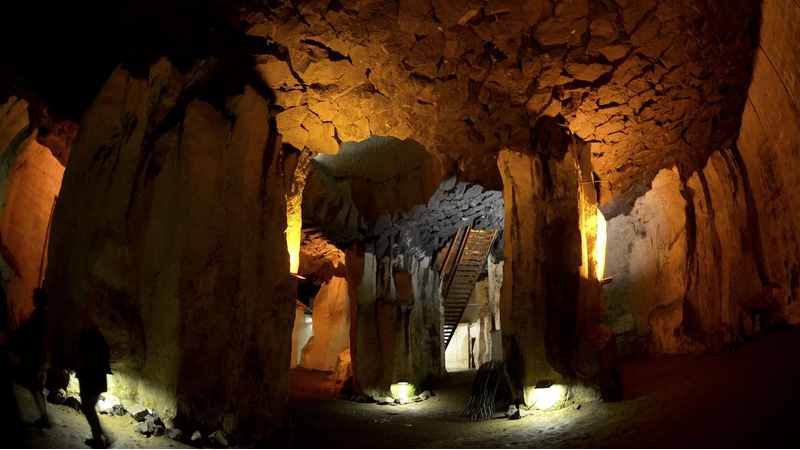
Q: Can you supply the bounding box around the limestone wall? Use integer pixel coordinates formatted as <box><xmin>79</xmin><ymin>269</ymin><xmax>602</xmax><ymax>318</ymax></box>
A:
<box><xmin>603</xmin><ymin>151</ymin><xmax>771</xmax><ymax>354</ymax></box>
<box><xmin>601</xmin><ymin>0</ymin><xmax>800</xmax><ymax>349</ymax></box>
<box><xmin>735</xmin><ymin>0</ymin><xmax>800</xmax><ymax>325</ymax></box>
<box><xmin>0</xmin><ymin>97</ymin><xmax>67</xmax><ymax>328</ymax></box>
<box><xmin>1</xmin><ymin>137</ymin><xmax>64</xmax><ymax>326</ymax></box>
<box><xmin>43</xmin><ymin>59</ymin><xmax>296</xmax><ymax>439</ymax></box>
<box><xmin>290</xmin><ymin>309</ymin><xmax>313</xmax><ymax>368</ymax></box>
<box><xmin>299</xmin><ymin>276</ymin><xmax>351</xmax><ymax>371</ymax></box>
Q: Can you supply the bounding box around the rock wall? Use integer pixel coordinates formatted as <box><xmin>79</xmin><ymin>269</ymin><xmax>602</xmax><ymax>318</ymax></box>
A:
<box><xmin>299</xmin><ymin>276</ymin><xmax>351</xmax><ymax>371</ymax></box>
<box><xmin>603</xmin><ymin>150</ymin><xmax>771</xmax><ymax>354</ymax></box>
<box><xmin>0</xmin><ymin>136</ymin><xmax>64</xmax><ymax>326</ymax></box>
<box><xmin>498</xmin><ymin>118</ymin><xmax>618</xmax><ymax>408</ymax></box>
<box><xmin>0</xmin><ymin>97</ymin><xmax>67</xmax><ymax>328</ymax></box>
<box><xmin>290</xmin><ymin>309</ymin><xmax>314</xmax><ymax>368</ymax></box>
<box><xmin>601</xmin><ymin>0</ymin><xmax>800</xmax><ymax>355</ymax></box>
<box><xmin>735</xmin><ymin>0</ymin><xmax>800</xmax><ymax>325</ymax></box>
<box><xmin>43</xmin><ymin>59</ymin><xmax>296</xmax><ymax>439</ymax></box>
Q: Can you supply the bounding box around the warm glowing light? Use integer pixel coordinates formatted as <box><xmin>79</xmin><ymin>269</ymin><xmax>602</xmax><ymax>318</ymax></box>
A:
<box><xmin>286</xmin><ymin>153</ymin><xmax>313</xmax><ymax>274</ymax></box>
<box><xmin>530</xmin><ymin>384</ymin><xmax>565</xmax><ymax>410</ymax></box>
<box><xmin>390</xmin><ymin>382</ymin><xmax>416</xmax><ymax>400</ymax></box>
<box><xmin>596</xmin><ymin>207</ymin><xmax>607</xmax><ymax>280</ymax></box>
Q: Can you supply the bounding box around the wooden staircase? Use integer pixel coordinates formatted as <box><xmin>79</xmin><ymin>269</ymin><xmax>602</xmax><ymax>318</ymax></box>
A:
<box><xmin>441</xmin><ymin>227</ymin><xmax>496</xmax><ymax>349</ymax></box>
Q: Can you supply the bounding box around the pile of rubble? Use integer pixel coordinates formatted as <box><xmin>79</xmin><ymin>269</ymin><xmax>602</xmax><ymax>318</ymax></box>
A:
<box><xmin>46</xmin><ymin>386</ymin><xmax>234</xmax><ymax>447</ymax></box>
<box><xmin>345</xmin><ymin>390</ymin><xmax>435</xmax><ymax>406</ymax></box>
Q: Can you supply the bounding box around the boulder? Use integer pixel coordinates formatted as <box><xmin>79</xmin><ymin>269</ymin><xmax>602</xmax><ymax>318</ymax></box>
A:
<box><xmin>124</xmin><ymin>402</ymin><xmax>149</xmax><ymax>422</ymax></box>
<box><xmin>165</xmin><ymin>428</ymin><xmax>186</xmax><ymax>442</ymax></box>
<box><xmin>209</xmin><ymin>429</ymin><xmax>231</xmax><ymax>448</ymax></box>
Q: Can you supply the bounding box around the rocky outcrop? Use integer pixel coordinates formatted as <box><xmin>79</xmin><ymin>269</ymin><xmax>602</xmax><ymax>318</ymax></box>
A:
<box><xmin>498</xmin><ymin>118</ymin><xmax>619</xmax><ymax>408</ymax></box>
<box><xmin>43</xmin><ymin>59</ymin><xmax>295</xmax><ymax>439</ymax></box>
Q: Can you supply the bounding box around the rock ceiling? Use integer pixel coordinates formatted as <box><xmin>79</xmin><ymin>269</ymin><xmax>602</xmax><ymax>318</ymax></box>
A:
<box><xmin>247</xmin><ymin>0</ymin><xmax>760</xmax><ymax>200</ymax></box>
<box><xmin>2</xmin><ymin>0</ymin><xmax>760</xmax><ymax>202</ymax></box>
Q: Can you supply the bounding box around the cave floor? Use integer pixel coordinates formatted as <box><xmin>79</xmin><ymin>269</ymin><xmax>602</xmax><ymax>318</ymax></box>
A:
<box><xmin>12</xmin><ymin>384</ymin><xmax>190</xmax><ymax>449</ymax></box>
<box><xmin>13</xmin><ymin>325</ymin><xmax>800</xmax><ymax>448</ymax></box>
<box><xmin>290</xmin><ymin>325</ymin><xmax>800</xmax><ymax>449</ymax></box>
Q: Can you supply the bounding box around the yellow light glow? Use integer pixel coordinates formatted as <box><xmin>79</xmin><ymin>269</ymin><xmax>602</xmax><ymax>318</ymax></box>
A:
<box><xmin>390</xmin><ymin>382</ymin><xmax>416</xmax><ymax>400</ymax></box>
<box><xmin>530</xmin><ymin>384</ymin><xmax>565</xmax><ymax>410</ymax></box>
<box><xmin>66</xmin><ymin>371</ymin><xmax>81</xmax><ymax>397</ymax></box>
<box><xmin>596</xmin><ymin>207</ymin><xmax>607</xmax><ymax>280</ymax></box>
<box><xmin>285</xmin><ymin>153</ymin><xmax>313</xmax><ymax>274</ymax></box>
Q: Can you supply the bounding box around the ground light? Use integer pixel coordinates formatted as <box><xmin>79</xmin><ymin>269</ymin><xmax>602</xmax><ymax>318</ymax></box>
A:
<box><xmin>529</xmin><ymin>380</ymin><xmax>565</xmax><ymax>410</ymax></box>
<box><xmin>390</xmin><ymin>382</ymin><xmax>416</xmax><ymax>400</ymax></box>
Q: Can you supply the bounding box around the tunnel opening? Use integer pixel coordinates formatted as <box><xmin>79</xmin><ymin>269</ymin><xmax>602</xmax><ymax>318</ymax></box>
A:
<box><xmin>287</xmin><ymin>134</ymin><xmax>506</xmax><ymax>403</ymax></box>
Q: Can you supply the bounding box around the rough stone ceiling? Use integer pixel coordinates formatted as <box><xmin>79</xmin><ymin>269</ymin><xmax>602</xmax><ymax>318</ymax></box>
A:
<box><xmin>1</xmin><ymin>0</ymin><xmax>760</xmax><ymax>202</ymax></box>
<box><xmin>251</xmin><ymin>0</ymin><xmax>761</xmax><ymax>200</ymax></box>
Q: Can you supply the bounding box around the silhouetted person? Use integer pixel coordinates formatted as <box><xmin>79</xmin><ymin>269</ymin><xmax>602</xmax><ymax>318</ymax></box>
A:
<box><xmin>12</xmin><ymin>288</ymin><xmax>51</xmax><ymax>428</ymax></box>
<box><xmin>77</xmin><ymin>307</ymin><xmax>111</xmax><ymax>449</ymax></box>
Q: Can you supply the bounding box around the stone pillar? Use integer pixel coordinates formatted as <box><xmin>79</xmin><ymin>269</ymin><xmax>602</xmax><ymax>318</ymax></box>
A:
<box><xmin>344</xmin><ymin>242</ymin><xmax>441</xmax><ymax>397</ymax></box>
<box><xmin>44</xmin><ymin>60</ymin><xmax>295</xmax><ymax>439</ymax></box>
<box><xmin>498</xmin><ymin>119</ymin><xmax>619</xmax><ymax>408</ymax></box>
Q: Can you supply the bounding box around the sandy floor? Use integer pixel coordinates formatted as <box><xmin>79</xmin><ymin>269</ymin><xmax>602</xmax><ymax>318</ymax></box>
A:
<box><xmin>289</xmin><ymin>325</ymin><xmax>800</xmax><ymax>448</ymax></box>
<box><xmin>15</xmin><ymin>325</ymin><xmax>800</xmax><ymax>448</ymax></box>
<box><xmin>13</xmin><ymin>385</ymin><xmax>190</xmax><ymax>449</ymax></box>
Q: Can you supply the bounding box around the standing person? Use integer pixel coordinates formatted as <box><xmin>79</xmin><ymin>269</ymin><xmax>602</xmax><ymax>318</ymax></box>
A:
<box><xmin>12</xmin><ymin>288</ymin><xmax>51</xmax><ymax>428</ymax></box>
<box><xmin>76</xmin><ymin>307</ymin><xmax>112</xmax><ymax>449</ymax></box>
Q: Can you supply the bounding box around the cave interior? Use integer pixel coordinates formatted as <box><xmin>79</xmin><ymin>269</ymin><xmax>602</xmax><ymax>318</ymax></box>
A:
<box><xmin>1</xmin><ymin>0</ymin><xmax>800</xmax><ymax>447</ymax></box>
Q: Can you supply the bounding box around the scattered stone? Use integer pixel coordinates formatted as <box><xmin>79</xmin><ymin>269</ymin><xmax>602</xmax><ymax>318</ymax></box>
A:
<box><xmin>209</xmin><ymin>429</ymin><xmax>231</xmax><ymax>447</ymax></box>
<box><xmin>165</xmin><ymin>428</ymin><xmax>186</xmax><ymax>442</ymax></box>
<box><xmin>125</xmin><ymin>403</ymin><xmax>149</xmax><ymax>422</ymax></box>
<box><xmin>412</xmin><ymin>396</ymin><xmax>423</xmax><ymax>402</ymax></box>
<box><xmin>97</xmin><ymin>394</ymin><xmax>122</xmax><ymax>416</ymax></box>
<box><xmin>47</xmin><ymin>388</ymin><xmax>67</xmax><ymax>405</ymax></box>
<box><xmin>395</xmin><ymin>397</ymin><xmax>409</xmax><ymax>405</ymax></box>
<box><xmin>134</xmin><ymin>421</ymin><xmax>154</xmax><ymax>436</ymax></box>
<box><xmin>509</xmin><ymin>407</ymin><xmax>530</xmax><ymax>420</ymax></box>
<box><xmin>191</xmin><ymin>430</ymin><xmax>203</xmax><ymax>443</ymax></box>
<box><xmin>64</xmin><ymin>396</ymin><xmax>82</xmax><ymax>411</ymax></box>
<box><xmin>377</xmin><ymin>397</ymin><xmax>393</xmax><ymax>405</ymax></box>
<box><xmin>420</xmin><ymin>390</ymin><xmax>434</xmax><ymax>399</ymax></box>
<box><xmin>506</xmin><ymin>405</ymin><xmax>518</xmax><ymax>417</ymax></box>
<box><xmin>133</xmin><ymin>414</ymin><xmax>164</xmax><ymax>437</ymax></box>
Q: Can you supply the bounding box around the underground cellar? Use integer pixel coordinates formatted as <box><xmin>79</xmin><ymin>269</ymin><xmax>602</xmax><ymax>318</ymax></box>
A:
<box><xmin>1</xmin><ymin>0</ymin><xmax>800</xmax><ymax>447</ymax></box>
